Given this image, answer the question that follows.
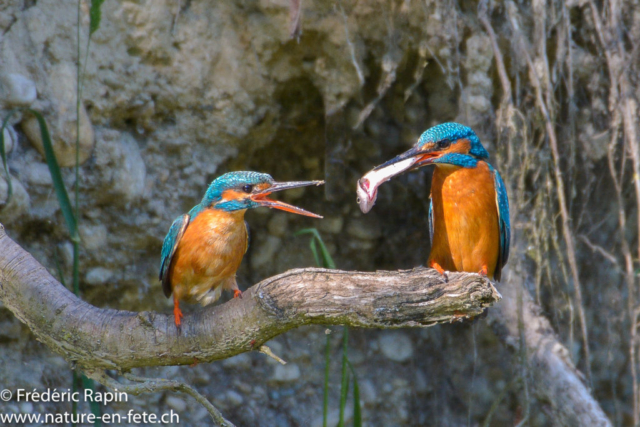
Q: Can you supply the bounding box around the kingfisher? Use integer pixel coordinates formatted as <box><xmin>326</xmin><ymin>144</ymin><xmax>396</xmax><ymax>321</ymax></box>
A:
<box><xmin>160</xmin><ymin>171</ymin><xmax>324</xmax><ymax>327</ymax></box>
<box><xmin>357</xmin><ymin>122</ymin><xmax>510</xmax><ymax>280</ymax></box>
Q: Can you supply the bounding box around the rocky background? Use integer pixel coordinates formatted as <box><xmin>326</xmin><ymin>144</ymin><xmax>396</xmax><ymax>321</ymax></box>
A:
<box><xmin>0</xmin><ymin>0</ymin><xmax>636</xmax><ymax>425</ymax></box>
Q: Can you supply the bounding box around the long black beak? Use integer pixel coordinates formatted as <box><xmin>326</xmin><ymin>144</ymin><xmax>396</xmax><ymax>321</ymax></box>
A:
<box><xmin>265</xmin><ymin>180</ymin><xmax>324</xmax><ymax>193</ymax></box>
<box><xmin>251</xmin><ymin>180</ymin><xmax>324</xmax><ymax>218</ymax></box>
<box><xmin>373</xmin><ymin>145</ymin><xmax>426</xmax><ymax>171</ymax></box>
<box><xmin>373</xmin><ymin>143</ymin><xmax>445</xmax><ymax>171</ymax></box>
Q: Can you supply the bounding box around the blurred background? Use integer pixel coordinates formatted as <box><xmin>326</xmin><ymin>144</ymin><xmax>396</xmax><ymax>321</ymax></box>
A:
<box><xmin>0</xmin><ymin>0</ymin><xmax>635</xmax><ymax>425</ymax></box>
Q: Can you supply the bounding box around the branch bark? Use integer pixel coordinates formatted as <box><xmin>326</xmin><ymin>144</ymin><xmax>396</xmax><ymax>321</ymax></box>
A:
<box><xmin>0</xmin><ymin>224</ymin><xmax>500</xmax><ymax>371</ymax></box>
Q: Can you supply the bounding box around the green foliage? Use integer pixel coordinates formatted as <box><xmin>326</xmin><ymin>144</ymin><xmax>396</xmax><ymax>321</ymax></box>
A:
<box><xmin>89</xmin><ymin>0</ymin><xmax>105</xmax><ymax>36</ymax></box>
<box><xmin>32</xmin><ymin>110</ymin><xmax>80</xmax><ymax>241</ymax></box>
<box><xmin>81</xmin><ymin>374</ymin><xmax>102</xmax><ymax>421</ymax></box>
<box><xmin>348</xmin><ymin>361</ymin><xmax>362</xmax><ymax>427</ymax></box>
<box><xmin>76</xmin><ymin>1</ymin><xmax>103</xmax><ymax>423</ymax></box>
<box><xmin>338</xmin><ymin>327</ymin><xmax>350</xmax><ymax>427</ymax></box>
<box><xmin>295</xmin><ymin>228</ymin><xmax>336</xmax><ymax>269</ymax></box>
<box><xmin>323</xmin><ymin>331</ymin><xmax>331</xmax><ymax>427</ymax></box>
<box><xmin>297</xmin><ymin>229</ymin><xmax>361</xmax><ymax>427</ymax></box>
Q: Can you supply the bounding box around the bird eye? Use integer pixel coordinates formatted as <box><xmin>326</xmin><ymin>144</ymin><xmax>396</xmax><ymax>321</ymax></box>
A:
<box><xmin>437</xmin><ymin>139</ymin><xmax>451</xmax><ymax>149</ymax></box>
<box><xmin>242</xmin><ymin>185</ymin><xmax>253</xmax><ymax>193</ymax></box>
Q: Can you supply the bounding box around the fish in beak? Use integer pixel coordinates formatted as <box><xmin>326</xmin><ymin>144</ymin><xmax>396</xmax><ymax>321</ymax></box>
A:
<box><xmin>251</xmin><ymin>180</ymin><xmax>324</xmax><ymax>218</ymax></box>
<box><xmin>357</xmin><ymin>145</ymin><xmax>442</xmax><ymax>213</ymax></box>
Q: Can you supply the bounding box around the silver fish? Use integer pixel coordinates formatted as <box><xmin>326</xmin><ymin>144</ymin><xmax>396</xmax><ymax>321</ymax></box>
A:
<box><xmin>356</xmin><ymin>157</ymin><xmax>416</xmax><ymax>213</ymax></box>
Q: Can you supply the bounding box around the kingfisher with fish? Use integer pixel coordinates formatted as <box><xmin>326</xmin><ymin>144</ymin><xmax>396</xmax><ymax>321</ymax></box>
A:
<box><xmin>357</xmin><ymin>122</ymin><xmax>510</xmax><ymax>281</ymax></box>
<box><xmin>160</xmin><ymin>171</ymin><xmax>324</xmax><ymax>328</ymax></box>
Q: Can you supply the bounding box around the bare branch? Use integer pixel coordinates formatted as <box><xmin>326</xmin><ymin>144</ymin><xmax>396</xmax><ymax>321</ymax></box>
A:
<box><xmin>288</xmin><ymin>0</ymin><xmax>302</xmax><ymax>40</ymax></box>
<box><xmin>478</xmin><ymin>1</ymin><xmax>512</xmax><ymax>108</ymax></box>
<box><xmin>578</xmin><ymin>234</ymin><xmax>619</xmax><ymax>267</ymax></box>
<box><xmin>488</xmin><ymin>275</ymin><xmax>612</xmax><ymax>427</ymax></box>
<box><xmin>85</xmin><ymin>370</ymin><xmax>234</xmax><ymax>427</ymax></box>
<box><xmin>404</xmin><ymin>42</ymin><xmax>428</xmax><ymax>102</ymax></box>
<box><xmin>353</xmin><ymin>53</ymin><xmax>399</xmax><ymax>129</ymax></box>
<box><xmin>337</xmin><ymin>1</ymin><xmax>364</xmax><ymax>87</ymax></box>
<box><xmin>258</xmin><ymin>345</ymin><xmax>287</xmax><ymax>365</ymax></box>
<box><xmin>0</xmin><ymin>224</ymin><xmax>500</xmax><ymax>371</ymax></box>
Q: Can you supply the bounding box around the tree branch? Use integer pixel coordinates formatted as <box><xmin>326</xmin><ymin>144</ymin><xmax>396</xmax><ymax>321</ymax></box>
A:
<box><xmin>0</xmin><ymin>223</ymin><xmax>612</xmax><ymax>424</ymax></box>
<box><xmin>0</xmin><ymin>224</ymin><xmax>500</xmax><ymax>371</ymax></box>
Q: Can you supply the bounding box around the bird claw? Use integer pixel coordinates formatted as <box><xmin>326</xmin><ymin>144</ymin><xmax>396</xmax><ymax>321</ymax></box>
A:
<box><xmin>233</xmin><ymin>289</ymin><xmax>243</xmax><ymax>299</ymax></box>
<box><xmin>431</xmin><ymin>262</ymin><xmax>449</xmax><ymax>282</ymax></box>
<box><xmin>478</xmin><ymin>265</ymin><xmax>488</xmax><ymax>277</ymax></box>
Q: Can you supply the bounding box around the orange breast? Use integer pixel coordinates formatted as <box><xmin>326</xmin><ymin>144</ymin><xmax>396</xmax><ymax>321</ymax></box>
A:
<box><xmin>428</xmin><ymin>161</ymin><xmax>500</xmax><ymax>278</ymax></box>
<box><xmin>169</xmin><ymin>208</ymin><xmax>247</xmax><ymax>304</ymax></box>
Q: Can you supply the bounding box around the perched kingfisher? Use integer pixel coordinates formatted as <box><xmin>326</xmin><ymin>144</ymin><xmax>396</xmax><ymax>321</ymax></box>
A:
<box><xmin>160</xmin><ymin>171</ymin><xmax>324</xmax><ymax>327</ymax></box>
<box><xmin>357</xmin><ymin>122</ymin><xmax>510</xmax><ymax>280</ymax></box>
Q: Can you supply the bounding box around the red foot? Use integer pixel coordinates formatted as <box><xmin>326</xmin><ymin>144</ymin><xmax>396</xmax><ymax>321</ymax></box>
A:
<box><xmin>478</xmin><ymin>265</ymin><xmax>488</xmax><ymax>276</ymax></box>
<box><xmin>431</xmin><ymin>262</ymin><xmax>446</xmax><ymax>275</ymax></box>
<box><xmin>190</xmin><ymin>358</ymin><xmax>199</xmax><ymax>367</ymax></box>
<box><xmin>233</xmin><ymin>289</ymin><xmax>243</xmax><ymax>299</ymax></box>
<box><xmin>173</xmin><ymin>298</ymin><xmax>184</xmax><ymax>327</ymax></box>
<box><xmin>430</xmin><ymin>261</ymin><xmax>448</xmax><ymax>282</ymax></box>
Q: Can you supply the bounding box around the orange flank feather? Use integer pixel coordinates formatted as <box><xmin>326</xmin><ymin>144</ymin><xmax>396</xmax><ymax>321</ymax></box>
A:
<box><xmin>446</xmin><ymin>138</ymin><xmax>472</xmax><ymax>155</ymax></box>
<box><xmin>220</xmin><ymin>189</ymin><xmax>249</xmax><ymax>202</ymax></box>
<box><xmin>428</xmin><ymin>161</ymin><xmax>500</xmax><ymax>279</ymax></box>
<box><xmin>169</xmin><ymin>208</ymin><xmax>248</xmax><ymax>307</ymax></box>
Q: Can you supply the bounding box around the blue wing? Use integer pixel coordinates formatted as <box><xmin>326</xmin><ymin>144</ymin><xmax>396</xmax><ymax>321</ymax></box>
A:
<box><xmin>159</xmin><ymin>214</ymin><xmax>190</xmax><ymax>298</ymax></box>
<box><xmin>492</xmin><ymin>167</ymin><xmax>510</xmax><ymax>281</ymax></box>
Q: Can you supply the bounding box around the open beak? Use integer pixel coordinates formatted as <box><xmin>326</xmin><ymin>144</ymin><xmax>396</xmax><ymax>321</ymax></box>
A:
<box><xmin>357</xmin><ymin>145</ymin><xmax>442</xmax><ymax>214</ymax></box>
<box><xmin>251</xmin><ymin>180</ymin><xmax>324</xmax><ymax>218</ymax></box>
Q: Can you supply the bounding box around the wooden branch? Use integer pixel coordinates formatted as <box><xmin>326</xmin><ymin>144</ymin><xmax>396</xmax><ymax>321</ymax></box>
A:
<box><xmin>0</xmin><ymin>224</ymin><xmax>612</xmax><ymax>424</ymax></box>
<box><xmin>0</xmin><ymin>225</ymin><xmax>500</xmax><ymax>370</ymax></box>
